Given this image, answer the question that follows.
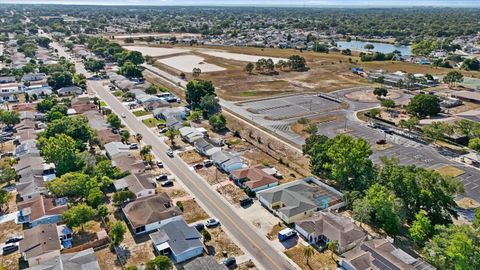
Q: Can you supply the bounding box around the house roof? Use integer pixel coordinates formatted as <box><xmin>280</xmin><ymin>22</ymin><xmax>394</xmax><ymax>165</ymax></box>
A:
<box><xmin>258</xmin><ymin>177</ymin><xmax>343</xmax><ymax>218</ymax></box>
<box><xmin>123</xmin><ymin>193</ymin><xmax>182</xmax><ymax>228</ymax></box>
<box><xmin>15</xmin><ymin>139</ymin><xmax>40</xmax><ymax>158</ymax></box>
<box><xmin>111</xmin><ymin>153</ymin><xmax>145</xmax><ymax>173</ymax></box>
<box><xmin>113</xmin><ymin>173</ymin><xmax>155</xmax><ymax>195</ymax></box>
<box><xmin>19</xmin><ymin>224</ymin><xmax>61</xmax><ymax>259</ymax></box>
<box><xmin>96</xmin><ymin>129</ymin><xmax>122</xmax><ymax>146</ymax></box>
<box><xmin>211</xmin><ymin>151</ymin><xmax>243</xmax><ymax>167</ymax></box>
<box><xmin>342</xmin><ymin>248</ymin><xmax>376</xmax><ymax>270</ymax></box>
<box><xmin>184</xmin><ymin>256</ymin><xmax>228</xmax><ymax>270</ymax></box>
<box><xmin>57</xmin><ymin>86</ymin><xmax>83</xmax><ymax>94</ymax></box>
<box><xmin>25</xmin><ymin>248</ymin><xmax>100</xmax><ymax>270</ymax></box>
<box><xmin>104</xmin><ymin>142</ymin><xmax>131</xmax><ymax>158</ymax></box>
<box><xmin>296</xmin><ymin>211</ymin><xmax>365</xmax><ymax>247</ymax></box>
<box><xmin>231</xmin><ymin>165</ymin><xmax>278</xmax><ymax>189</ymax></box>
<box><xmin>17</xmin><ymin>128</ymin><xmax>37</xmax><ymax>142</ymax></box>
<box><xmin>17</xmin><ymin>196</ymin><xmax>68</xmax><ymax>222</ymax></box>
<box><xmin>71</xmin><ymin>103</ymin><xmax>97</xmax><ymax>114</ymax></box>
<box><xmin>14</xmin><ymin>156</ymin><xmax>46</xmax><ymax>176</ymax></box>
<box><xmin>16</xmin><ymin>174</ymin><xmax>48</xmax><ymax>198</ymax></box>
<box><xmin>15</xmin><ymin>119</ymin><xmax>36</xmax><ymax>131</ymax></box>
<box><xmin>150</xmin><ymin>218</ymin><xmax>203</xmax><ymax>257</ymax></box>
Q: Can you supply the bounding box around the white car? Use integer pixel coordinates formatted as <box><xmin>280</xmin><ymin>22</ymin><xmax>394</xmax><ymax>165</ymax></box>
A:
<box><xmin>205</xmin><ymin>218</ymin><xmax>220</xmax><ymax>228</ymax></box>
<box><xmin>121</xmin><ymin>113</ymin><xmax>126</xmax><ymax>118</ymax></box>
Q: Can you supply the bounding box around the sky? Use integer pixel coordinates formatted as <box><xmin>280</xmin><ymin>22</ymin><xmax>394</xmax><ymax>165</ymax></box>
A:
<box><xmin>2</xmin><ymin>0</ymin><xmax>480</xmax><ymax>6</ymax></box>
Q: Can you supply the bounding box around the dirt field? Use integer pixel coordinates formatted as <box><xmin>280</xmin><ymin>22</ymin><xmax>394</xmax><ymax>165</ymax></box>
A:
<box><xmin>0</xmin><ymin>221</ymin><xmax>22</xmax><ymax>270</ymax></box>
<box><xmin>205</xmin><ymin>227</ymin><xmax>244</xmax><ymax>260</ymax></box>
<box><xmin>284</xmin><ymin>244</ymin><xmax>337</xmax><ymax>270</ymax></box>
<box><xmin>182</xmin><ymin>199</ymin><xmax>210</xmax><ymax>224</ymax></box>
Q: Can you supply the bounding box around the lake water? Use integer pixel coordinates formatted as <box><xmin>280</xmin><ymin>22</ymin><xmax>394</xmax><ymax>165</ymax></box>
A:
<box><xmin>336</xmin><ymin>40</ymin><xmax>412</xmax><ymax>55</ymax></box>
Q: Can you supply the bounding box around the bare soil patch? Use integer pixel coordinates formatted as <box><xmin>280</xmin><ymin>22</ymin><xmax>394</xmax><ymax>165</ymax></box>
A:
<box><xmin>182</xmin><ymin>199</ymin><xmax>210</xmax><ymax>224</ymax></box>
<box><xmin>284</xmin><ymin>244</ymin><xmax>337</xmax><ymax>270</ymax></box>
<box><xmin>205</xmin><ymin>227</ymin><xmax>244</xmax><ymax>260</ymax></box>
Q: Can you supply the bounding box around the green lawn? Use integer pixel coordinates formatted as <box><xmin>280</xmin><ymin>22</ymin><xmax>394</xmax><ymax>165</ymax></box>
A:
<box><xmin>240</xmin><ymin>91</ymin><xmax>258</xmax><ymax>97</ymax></box>
<box><xmin>112</xmin><ymin>91</ymin><xmax>123</xmax><ymax>97</ymax></box>
<box><xmin>133</xmin><ymin>110</ymin><xmax>151</xmax><ymax>117</ymax></box>
<box><xmin>99</xmin><ymin>101</ymin><xmax>107</xmax><ymax>107</ymax></box>
<box><xmin>142</xmin><ymin>118</ymin><xmax>165</xmax><ymax>128</ymax></box>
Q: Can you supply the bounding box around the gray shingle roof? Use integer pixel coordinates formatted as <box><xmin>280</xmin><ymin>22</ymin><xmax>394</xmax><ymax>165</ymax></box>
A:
<box><xmin>150</xmin><ymin>218</ymin><xmax>203</xmax><ymax>257</ymax></box>
<box><xmin>26</xmin><ymin>248</ymin><xmax>100</xmax><ymax>270</ymax></box>
<box><xmin>184</xmin><ymin>256</ymin><xmax>228</xmax><ymax>270</ymax></box>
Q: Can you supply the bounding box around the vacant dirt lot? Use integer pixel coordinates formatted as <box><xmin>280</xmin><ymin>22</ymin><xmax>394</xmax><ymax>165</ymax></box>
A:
<box><xmin>205</xmin><ymin>227</ymin><xmax>244</xmax><ymax>260</ymax></box>
<box><xmin>284</xmin><ymin>244</ymin><xmax>337</xmax><ymax>270</ymax></box>
<box><xmin>0</xmin><ymin>221</ymin><xmax>22</xmax><ymax>270</ymax></box>
<box><xmin>182</xmin><ymin>199</ymin><xmax>210</xmax><ymax>224</ymax></box>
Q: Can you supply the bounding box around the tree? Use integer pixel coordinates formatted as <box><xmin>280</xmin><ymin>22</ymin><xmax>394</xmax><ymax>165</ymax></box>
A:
<box><xmin>46</xmin><ymin>104</ymin><xmax>68</xmax><ymax>122</ymax></box>
<box><xmin>145</xmin><ymin>85</ymin><xmax>158</xmax><ymax>95</ymax></box>
<box><xmin>117</xmin><ymin>51</ymin><xmax>144</xmax><ymax>66</ymax></box>
<box><xmin>443</xmin><ymin>70</ymin><xmax>464</xmax><ymax>87</ymax></box>
<box><xmin>48</xmin><ymin>71</ymin><xmax>73</xmax><ymax>90</ymax></box>
<box><xmin>192</xmin><ymin>67</ymin><xmax>201</xmax><ymax>78</ymax></box>
<box><xmin>46</xmin><ymin>172</ymin><xmax>93</xmax><ymax>198</ymax></box>
<box><xmin>112</xmin><ymin>190</ymin><xmax>135</xmax><ymax>205</ymax></box>
<box><xmin>37</xmin><ymin>97</ymin><xmax>57</xmax><ymax>113</ymax></box>
<box><xmin>288</xmin><ymin>55</ymin><xmax>307</xmax><ymax>71</ymax></box>
<box><xmin>97</xmin><ymin>205</ymin><xmax>109</xmax><ymax>219</ymax></box>
<box><xmin>199</xmin><ymin>94</ymin><xmax>220</xmax><ymax>117</ymax></box>
<box><xmin>120</xmin><ymin>130</ymin><xmax>130</xmax><ymax>144</ymax></box>
<box><xmin>398</xmin><ymin>117</ymin><xmax>419</xmax><ymax>131</ymax></box>
<box><xmin>42</xmin><ymin>116</ymin><xmax>95</xmax><ymax>150</ymax></box>
<box><xmin>0</xmin><ymin>190</ymin><xmax>12</xmax><ymax>213</ymax></box>
<box><xmin>108</xmin><ymin>220</ymin><xmax>126</xmax><ymax>247</ymax></box>
<box><xmin>85</xmin><ymin>58</ymin><xmax>105</xmax><ymax>75</ymax></box>
<box><xmin>62</xmin><ymin>204</ymin><xmax>95</xmax><ymax>231</ymax></box>
<box><xmin>38</xmin><ymin>134</ymin><xmax>82</xmax><ymax>175</ymax></box>
<box><xmin>326</xmin><ymin>240</ymin><xmax>339</xmax><ymax>259</ymax></box>
<box><xmin>367</xmin><ymin>108</ymin><xmax>381</xmax><ymax>118</ymax></box>
<box><xmin>364</xmin><ymin>44</ymin><xmax>375</xmax><ymax>51</ymax></box>
<box><xmin>36</xmin><ymin>36</ymin><xmax>51</xmax><ymax>48</ymax></box>
<box><xmin>373</xmin><ymin>87</ymin><xmax>388</xmax><ymax>99</ymax></box>
<box><xmin>381</xmin><ymin>99</ymin><xmax>396</xmax><ymax>110</ymax></box>
<box><xmin>134</xmin><ymin>133</ymin><xmax>143</xmax><ymax>145</ymax></box>
<box><xmin>468</xmin><ymin>137</ymin><xmax>480</xmax><ymax>151</ymax></box>
<box><xmin>120</xmin><ymin>61</ymin><xmax>142</xmax><ymax>78</ymax></box>
<box><xmin>409</xmin><ymin>210</ymin><xmax>433</xmax><ymax>245</ymax></box>
<box><xmin>140</xmin><ymin>145</ymin><xmax>152</xmax><ymax>160</ymax></box>
<box><xmin>107</xmin><ymin>113</ymin><xmax>122</xmax><ymax>129</ymax></box>
<box><xmin>304</xmin><ymin>124</ymin><xmax>318</xmax><ymax>135</ymax></box>
<box><xmin>423</xmin><ymin>225</ymin><xmax>480</xmax><ymax>270</ymax></box>
<box><xmin>461</xmin><ymin>58</ymin><xmax>480</xmax><ymax>71</ymax></box>
<box><xmin>209</xmin><ymin>113</ymin><xmax>227</xmax><ymax>131</ymax></box>
<box><xmin>454</xmin><ymin>119</ymin><xmax>480</xmax><ymax>139</ymax></box>
<box><xmin>146</xmin><ymin>256</ymin><xmax>172</xmax><ymax>270</ymax></box>
<box><xmin>94</xmin><ymin>159</ymin><xmax>127</xmax><ymax>180</ymax></box>
<box><xmin>188</xmin><ymin>110</ymin><xmax>202</xmax><ymax>123</ymax></box>
<box><xmin>473</xmin><ymin>208</ymin><xmax>480</xmax><ymax>228</ymax></box>
<box><xmin>303</xmin><ymin>245</ymin><xmax>314</xmax><ymax>266</ymax></box>
<box><xmin>165</xmin><ymin>127</ymin><xmax>180</xmax><ymax>145</ymax></box>
<box><xmin>202</xmin><ymin>229</ymin><xmax>211</xmax><ymax>243</ymax></box>
<box><xmin>422</xmin><ymin>121</ymin><xmax>453</xmax><ymax>143</ymax></box>
<box><xmin>352</xmin><ymin>199</ymin><xmax>372</xmax><ymax>227</ymax></box>
<box><xmin>407</xmin><ymin>94</ymin><xmax>441</xmax><ymax>118</ymax></box>
<box><xmin>186</xmin><ymin>80</ymin><xmax>215</xmax><ymax>109</ymax></box>
<box><xmin>0</xmin><ymin>110</ymin><xmax>20</xmax><ymax>127</ymax></box>
<box><xmin>0</xmin><ymin>168</ymin><xmax>17</xmax><ymax>186</ymax></box>
<box><xmin>245</xmin><ymin>62</ymin><xmax>254</xmax><ymax>74</ymax></box>
<box><xmin>353</xmin><ymin>183</ymin><xmax>402</xmax><ymax>235</ymax></box>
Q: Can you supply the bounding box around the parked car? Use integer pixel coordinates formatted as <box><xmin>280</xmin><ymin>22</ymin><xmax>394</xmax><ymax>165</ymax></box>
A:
<box><xmin>376</xmin><ymin>139</ymin><xmax>386</xmax><ymax>145</ymax></box>
<box><xmin>239</xmin><ymin>196</ymin><xmax>253</xmax><ymax>206</ymax></box>
<box><xmin>205</xmin><ymin>218</ymin><xmax>220</xmax><ymax>228</ymax></box>
<box><xmin>129</xmin><ymin>143</ymin><xmax>139</xmax><ymax>149</ymax></box>
<box><xmin>5</xmin><ymin>236</ymin><xmax>23</xmax><ymax>244</ymax></box>
<box><xmin>2</xmin><ymin>243</ymin><xmax>18</xmax><ymax>255</ymax></box>
<box><xmin>159</xmin><ymin>128</ymin><xmax>168</xmax><ymax>133</ymax></box>
<box><xmin>223</xmin><ymin>257</ymin><xmax>236</xmax><ymax>267</ymax></box>
<box><xmin>194</xmin><ymin>223</ymin><xmax>205</xmax><ymax>231</ymax></box>
<box><xmin>278</xmin><ymin>228</ymin><xmax>297</xmax><ymax>242</ymax></box>
<box><xmin>166</xmin><ymin>150</ymin><xmax>174</xmax><ymax>158</ymax></box>
<box><xmin>112</xmin><ymin>128</ymin><xmax>119</xmax><ymax>134</ymax></box>
<box><xmin>193</xmin><ymin>163</ymin><xmax>204</xmax><ymax>170</ymax></box>
<box><xmin>203</xmin><ymin>159</ymin><xmax>214</xmax><ymax>167</ymax></box>
<box><xmin>161</xmin><ymin>180</ymin><xmax>173</xmax><ymax>187</ymax></box>
<box><xmin>121</xmin><ymin>113</ymin><xmax>126</xmax><ymax>118</ymax></box>
<box><xmin>156</xmin><ymin>174</ymin><xmax>168</xmax><ymax>181</ymax></box>
<box><xmin>157</xmin><ymin>161</ymin><xmax>164</xmax><ymax>168</ymax></box>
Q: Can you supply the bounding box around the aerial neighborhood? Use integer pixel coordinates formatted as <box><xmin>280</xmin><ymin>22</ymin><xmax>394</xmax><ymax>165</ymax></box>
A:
<box><xmin>0</xmin><ymin>4</ymin><xmax>480</xmax><ymax>270</ymax></box>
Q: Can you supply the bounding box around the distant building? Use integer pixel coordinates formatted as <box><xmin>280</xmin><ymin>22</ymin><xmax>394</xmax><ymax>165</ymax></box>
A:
<box><xmin>57</xmin><ymin>86</ymin><xmax>83</xmax><ymax>96</ymax></box>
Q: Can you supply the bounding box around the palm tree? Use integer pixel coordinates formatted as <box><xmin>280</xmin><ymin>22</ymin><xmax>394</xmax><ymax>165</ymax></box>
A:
<box><xmin>303</xmin><ymin>245</ymin><xmax>314</xmax><ymax>267</ymax></box>
<box><xmin>134</xmin><ymin>133</ymin><xmax>143</xmax><ymax>149</ymax></box>
<box><xmin>326</xmin><ymin>240</ymin><xmax>339</xmax><ymax>260</ymax></box>
<box><xmin>165</xmin><ymin>127</ymin><xmax>180</xmax><ymax>145</ymax></box>
<box><xmin>120</xmin><ymin>130</ymin><xmax>130</xmax><ymax>144</ymax></box>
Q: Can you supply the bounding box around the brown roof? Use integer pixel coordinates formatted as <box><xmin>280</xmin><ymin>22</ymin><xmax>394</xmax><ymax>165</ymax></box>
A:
<box><xmin>15</xmin><ymin>119</ymin><xmax>35</xmax><ymax>131</ymax></box>
<box><xmin>19</xmin><ymin>224</ymin><xmax>61</xmax><ymax>259</ymax></box>
<box><xmin>296</xmin><ymin>212</ymin><xmax>366</xmax><ymax>248</ymax></box>
<box><xmin>96</xmin><ymin>129</ymin><xmax>122</xmax><ymax>146</ymax></box>
<box><xmin>71</xmin><ymin>103</ymin><xmax>97</xmax><ymax>114</ymax></box>
<box><xmin>17</xmin><ymin>196</ymin><xmax>67</xmax><ymax>222</ymax></box>
<box><xmin>361</xmin><ymin>239</ymin><xmax>417</xmax><ymax>270</ymax></box>
<box><xmin>12</xmin><ymin>103</ymin><xmax>37</xmax><ymax>112</ymax></box>
<box><xmin>231</xmin><ymin>165</ymin><xmax>278</xmax><ymax>190</ymax></box>
<box><xmin>14</xmin><ymin>156</ymin><xmax>45</xmax><ymax>174</ymax></box>
<box><xmin>123</xmin><ymin>193</ymin><xmax>182</xmax><ymax>228</ymax></box>
<box><xmin>342</xmin><ymin>248</ymin><xmax>376</xmax><ymax>270</ymax></box>
<box><xmin>17</xmin><ymin>128</ymin><xmax>37</xmax><ymax>141</ymax></box>
<box><xmin>111</xmin><ymin>153</ymin><xmax>145</xmax><ymax>174</ymax></box>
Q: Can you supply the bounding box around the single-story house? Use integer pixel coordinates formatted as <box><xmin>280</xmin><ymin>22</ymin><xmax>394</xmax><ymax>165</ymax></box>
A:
<box><xmin>150</xmin><ymin>218</ymin><xmax>204</xmax><ymax>263</ymax></box>
<box><xmin>57</xmin><ymin>86</ymin><xmax>83</xmax><ymax>96</ymax></box>
<box><xmin>341</xmin><ymin>239</ymin><xmax>436</xmax><ymax>270</ymax></box>
<box><xmin>153</xmin><ymin>107</ymin><xmax>189</xmax><ymax>121</ymax></box>
<box><xmin>16</xmin><ymin>174</ymin><xmax>50</xmax><ymax>200</ymax></box>
<box><xmin>22</xmin><ymin>73</ymin><xmax>47</xmax><ymax>82</ymax></box>
<box><xmin>113</xmin><ymin>173</ymin><xmax>156</xmax><ymax>199</ymax></box>
<box><xmin>13</xmin><ymin>156</ymin><xmax>55</xmax><ymax>178</ymax></box>
<box><xmin>184</xmin><ymin>256</ymin><xmax>228</xmax><ymax>270</ymax></box>
<box><xmin>165</xmin><ymin>116</ymin><xmax>184</xmax><ymax>130</ymax></box>
<box><xmin>111</xmin><ymin>153</ymin><xmax>145</xmax><ymax>174</ymax></box>
<box><xmin>194</xmin><ymin>137</ymin><xmax>222</xmax><ymax>157</ymax></box>
<box><xmin>25</xmin><ymin>85</ymin><xmax>53</xmax><ymax>97</ymax></box>
<box><xmin>17</xmin><ymin>196</ymin><xmax>68</xmax><ymax>228</ymax></box>
<box><xmin>179</xmin><ymin>126</ymin><xmax>206</xmax><ymax>144</ymax></box>
<box><xmin>143</xmin><ymin>99</ymin><xmax>170</xmax><ymax>111</ymax></box>
<box><xmin>122</xmin><ymin>193</ymin><xmax>183</xmax><ymax>235</ymax></box>
<box><xmin>15</xmin><ymin>139</ymin><xmax>41</xmax><ymax>159</ymax></box>
<box><xmin>211</xmin><ymin>150</ymin><xmax>245</xmax><ymax>173</ymax></box>
<box><xmin>19</xmin><ymin>224</ymin><xmax>62</xmax><ymax>267</ymax></box>
<box><xmin>136</xmin><ymin>94</ymin><xmax>163</xmax><ymax>105</ymax></box>
<box><xmin>230</xmin><ymin>165</ymin><xmax>279</xmax><ymax>192</ymax></box>
<box><xmin>25</xmin><ymin>248</ymin><xmax>100</xmax><ymax>270</ymax></box>
<box><xmin>14</xmin><ymin>119</ymin><xmax>36</xmax><ymax>131</ymax></box>
<box><xmin>104</xmin><ymin>141</ymin><xmax>131</xmax><ymax>159</ymax></box>
<box><xmin>19</xmin><ymin>111</ymin><xmax>35</xmax><ymax>120</ymax></box>
<box><xmin>295</xmin><ymin>211</ymin><xmax>366</xmax><ymax>254</ymax></box>
<box><xmin>17</xmin><ymin>128</ymin><xmax>37</xmax><ymax>143</ymax></box>
<box><xmin>257</xmin><ymin>177</ymin><xmax>344</xmax><ymax>224</ymax></box>
<box><xmin>451</xmin><ymin>90</ymin><xmax>480</xmax><ymax>104</ymax></box>
<box><xmin>0</xmin><ymin>76</ymin><xmax>16</xmax><ymax>84</ymax></box>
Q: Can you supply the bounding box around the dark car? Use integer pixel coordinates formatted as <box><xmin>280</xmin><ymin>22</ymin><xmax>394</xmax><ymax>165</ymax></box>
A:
<box><xmin>161</xmin><ymin>180</ymin><xmax>173</xmax><ymax>187</ymax></box>
<box><xmin>239</xmin><ymin>196</ymin><xmax>253</xmax><ymax>206</ymax></box>
<box><xmin>156</xmin><ymin>174</ymin><xmax>168</xmax><ymax>181</ymax></box>
<box><xmin>194</xmin><ymin>223</ymin><xmax>205</xmax><ymax>231</ymax></box>
<box><xmin>5</xmin><ymin>236</ymin><xmax>23</xmax><ymax>244</ymax></box>
<box><xmin>2</xmin><ymin>244</ymin><xmax>18</xmax><ymax>255</ymax></box>
<box><xmin>193</xmin><ymin>163</ymin><xmax>204</xmax><ymax>170</ymax></box>
<box><xmin>376</xmin><ymin>139</ymin><xmax>386</xmax><ymax>145</ymax></box>
<box><xmin>223</xmin><ymin>257</ymin><xmax>236</xmax><ymax>267</ymax></box>
<box><xmin>157</xmin><ymin>161</ymin><xmax>164</xmax><ymax>168</ymax></box>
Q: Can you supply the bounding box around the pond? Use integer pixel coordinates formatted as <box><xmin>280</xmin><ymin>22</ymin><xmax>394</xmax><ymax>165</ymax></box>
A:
<box><xmin>336</xmin><ymin>40</ymin><xmax>412</xmax><ymax>55</ymax></box>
